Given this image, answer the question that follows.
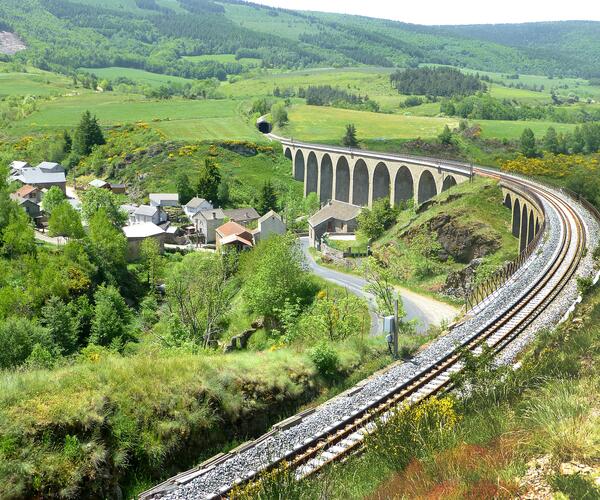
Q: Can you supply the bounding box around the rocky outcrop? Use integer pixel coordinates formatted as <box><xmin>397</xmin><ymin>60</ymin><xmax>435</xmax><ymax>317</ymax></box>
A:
<box><xmin>404</xmin><ymin>213</ymin><xmax>501</xmax><ymax>264</ymax></box>
<box><xmin>441</xmin><ymin>258</ymin><xmax>482</xmax><ymax>299</ymax></box>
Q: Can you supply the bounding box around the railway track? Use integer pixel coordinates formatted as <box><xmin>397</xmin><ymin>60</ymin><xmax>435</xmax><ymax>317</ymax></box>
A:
<box><xmin>142</xmin><ymin>164</ymin><xmax>591</xmax><ymax>500</ymax></box>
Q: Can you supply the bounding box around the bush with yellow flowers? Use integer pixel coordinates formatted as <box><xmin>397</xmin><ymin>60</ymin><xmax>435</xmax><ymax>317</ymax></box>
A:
<box><xmin>366</xmin><ymin>396</ymin><xmax>459</xmax><ymax>470</ymax></box>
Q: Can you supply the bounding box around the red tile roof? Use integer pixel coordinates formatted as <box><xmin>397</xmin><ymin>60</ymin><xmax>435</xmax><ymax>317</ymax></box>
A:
<box><xmin>14</xmin><ymin>184</ymin><xmax>38</xmax><ymax>197</ymax></box>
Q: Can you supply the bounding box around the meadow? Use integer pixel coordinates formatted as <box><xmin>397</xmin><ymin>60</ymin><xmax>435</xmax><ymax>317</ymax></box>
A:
<box><xmin>78</xmin><ymin>67</ymin><xmax>194</xmax><ymax>87</ymax></box>
<box><xmin>280</xmin><ymin>104</ymin><xmax>577</xmax><ymax>143</ymax></box>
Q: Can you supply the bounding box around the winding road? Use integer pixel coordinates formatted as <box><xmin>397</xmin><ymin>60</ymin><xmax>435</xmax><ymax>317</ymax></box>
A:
<box><xmin>300</xmin><ymin>237</ymin><xmax>458</xmax><ymax>334</ymax></box>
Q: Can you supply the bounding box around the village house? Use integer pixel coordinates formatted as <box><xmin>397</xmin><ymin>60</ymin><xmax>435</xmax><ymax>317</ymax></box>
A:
<box><xmin>88</xmin><ymin>179</ymin><xmax>127</xmax><ymax>194</ymax></box>
<box><xmin>10</xmin><ymin>161</ymin><xmax>67</xmax><ymax>193</ymax></box>
<box><xmin>223</xmin><ymin>207</ymin><xmax>260</xmax><ymax>227</ymax></box>
<box><xmin>9</xmin><ymin>160</ymin><xmax>31</xmax><ymax>175</ymax></box>
<box><xmin>183</xmin><ymin>197</ymin><xmax>213</xmax><ymax>219</ymax></box>
<box><xmin>252</xmin><ymin>210</ymin><xmax>286</xmax><ymax>243</ymax></box>
<box><xmin>192</xmin><ymin>208</ymin><xmax>225</xmax><ymax>244</ymax></box>
<box><xmin>88</xmin><ymin>179</ymin><xmax>110</xmax><ymax>190</ymax></box>
<box><xmin>216</xmin><ymin>221</ymin><xmax>254</xmax><ymax>251</ymax></box>
<box><xmin>122</xmin><ymin>223</ymin><xmax>165</xmax><ymax>259</ymax></box>
<box><xmin>132</xmin><ymin>205</ymin><xmax>167</xmax><ymax>225</ymax></box>
<box><xmin>149</xmin><ymin>193</ymin><xmax>179</xmax><ymax>208</ymax></box>
<box><xmin>10</xmin><ymin>195</ymin><xmax>41</xmax><ymax>219</ymax></box>
<box><xmin>14</xmin><ymin>184</ymin><xmax>41</xmax><ymax>204</ymax></box>
<box><xmin>308</xmin><ymin>200</ymin><xmax>361</xmax><ymax>247</ymax></box>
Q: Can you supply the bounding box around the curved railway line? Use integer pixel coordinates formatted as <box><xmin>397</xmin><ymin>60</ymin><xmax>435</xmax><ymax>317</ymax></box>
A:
<box><xmin>141</xmin><ymin>149</ymin><xmax>596</xmax><ymax>500</ymax></box>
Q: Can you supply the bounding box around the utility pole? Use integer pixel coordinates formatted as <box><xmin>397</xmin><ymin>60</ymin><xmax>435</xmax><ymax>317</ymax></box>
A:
<box><xmin>393</xmin><ymin>297</ymin><xmax>399</xmax><ymax>359</ymax></box>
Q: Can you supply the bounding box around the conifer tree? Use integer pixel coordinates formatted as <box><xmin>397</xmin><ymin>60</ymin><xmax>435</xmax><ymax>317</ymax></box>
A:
<box><xmin>73</xmin><ymin>111</ymin><xmax>105</xmax><ymax>156</ymax></box>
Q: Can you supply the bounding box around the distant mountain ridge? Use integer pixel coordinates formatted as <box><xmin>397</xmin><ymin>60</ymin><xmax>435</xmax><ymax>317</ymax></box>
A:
<box><xmin>0</xmin><ymin>0</ymin><xmax>598</xmax><ymax>78</ymax></box>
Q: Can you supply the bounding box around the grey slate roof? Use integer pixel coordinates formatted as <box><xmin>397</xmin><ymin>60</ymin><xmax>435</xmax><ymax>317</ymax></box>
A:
<box><xmin>185</xmin><ymin>197</ymin><xmax>210</xmax><ymax>209</ymax></box>
<box><xmin>308</xmin><ymin>200</ymin><xmax>362</xmax><ymax>227</ymax></box>
<box><xmin>223</xmin><ymin>207</ymin><xmax>260</xmax><ymax>222</ymax></box>
<box><xmin>149</xmin><ymin>193</ymin><xmax>179</xmax><ymax>204</ymax></box>
<box><xmin>134</xmin><ymin>205</ymin><xmax>159</xmax><ymax>217</ymax></box>
<box><xmin>257</xmin><ymin>210</ymin><xmax>282</xmax><ymax>224</ymax></box>
<box><xmin>89</xmin><ymin>179</ymin><xmax>109</xmax><ymax>188</ymax></box>
<box><xmin>37</xmin><ymin>161</ymin><xmax>64</xmax><ymax>172</ymax></box>
<box><xmin>194</xmin><ymin>208</ymin><xmax>225</xmax><ymax>221</ymax></box>
<box><xmin>12</xmin><ymin>167</ymin><xmax>66</xmax><ymax>185</ymax></box>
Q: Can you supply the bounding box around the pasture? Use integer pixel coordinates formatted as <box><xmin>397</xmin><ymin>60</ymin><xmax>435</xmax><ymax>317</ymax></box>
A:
<box><xmin>78</xmin><ymin>67</ymin><xmax>193</xmax><ymax>87</ymax></box>
<box><xmin>6</xmin><ymin>92</ymin><xmax>263</xmax><ymax>142</ymax></box>
<box><xmin>281</xmin><ymin>104</ymin><xmax>576</xmax><ymax>143</ymax></box>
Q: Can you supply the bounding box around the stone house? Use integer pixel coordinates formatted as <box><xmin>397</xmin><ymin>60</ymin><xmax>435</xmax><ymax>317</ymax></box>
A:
<box><xmin>184</xmin><ymin>197</ymin><xmax>213</xmax><ymax>219</ymax></box>
<box><xmin>308</xmin><ymin>200</ymin><xmax>362</xmax><ymax>247</ymax></box>
<box><xmin>192</xmin><ymin>208</ymin><xmax>225</xmax><ymax>244</ymax></box>
<box><xmin>216</xmin><ymin>221</ymin><xmax>254</xmax><ymax>251</ymax></box>
<box><xmin>132</xmin><ymin>205</ymin><xmax>167</xmax><ymax>225</ymax></box>
<box><xmin>149</xmin><ymin>193</ymin><xmax>179</xmax><ymax>208</ymax></box>
<box><xmin>252</xmin><ymin>210</ymin><xmax>286</xmax><ymax>243</ymax></box>
<box><xmin>122</xmin><ymin>223</ymin><xmax>165</xmax><ymax>260</ymax></box>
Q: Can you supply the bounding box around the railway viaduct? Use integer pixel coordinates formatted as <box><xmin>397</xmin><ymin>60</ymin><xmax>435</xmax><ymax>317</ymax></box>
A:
<box><xmin>282</xmin><ymin>139</ymin><xmax>472</xmax><ymax>208</ymax></box>
<box><xmin>280</xmin><ymin>138</ymin><xmax>545</xmax><ymax>252</ymax></box>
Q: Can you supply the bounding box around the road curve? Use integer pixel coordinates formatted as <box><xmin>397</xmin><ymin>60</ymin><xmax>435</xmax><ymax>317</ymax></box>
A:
<box><xmin>300</xmin><ymin>237</ymin><xmax>457</xmax><ymax>334</ymax></box>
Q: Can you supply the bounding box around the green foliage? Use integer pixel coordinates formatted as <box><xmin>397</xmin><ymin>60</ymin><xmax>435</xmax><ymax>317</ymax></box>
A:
<box><xmin>165</xmin><ymin>252</ymin><xmax>237</xmax><ymax>345</ymax></box>
<box><xmin>438</xmin><ymin>124</ymin><xmax>453</xmax><ymax>145</ymax></box>
<box><xmin>41</xmin><ymin>296</ymin><xmax>78</xmax><ymax>355</ymax></box>
<box><xmin>139</xmin><ymin>238</ymin><xmax>164</xmax><ymax>289</ymax></box>
<box><xmin>293</xmin><ymin>289</ymin><xmax>369</xmax><ymax>343</ymax></box>
<box><xmin>357</xmin><ymin>198</ymin><xmax>398</xmax><ymax>241</ymax></box>
<box><xmin>361</xmin><ymin>256</ymin><xmax>404</xmax><ymax>318</ymax></box>
<box><xmin>48</xmin><ymin>201</ymin><xmax>85</xmax><ymax>239</ymax></box>
<box><xmin>73</xmin><ymin>111</ymin><xmax>105</xmax><ymax>156</ymax></box>
<box><xmin>41</xmin><ymin>186</ymin><xmax>66</xmax><ymax>214</ymax></box>
<box><xmin>520</xmin><ymin>127</ymin><xmax>538</xmax><ymax>157</ymax></box>
<box><xmin>81</xmin><ymin>187</ymin><xmax>127</xmax><ymax>226</ymax></box>
<box><xmin>86</xmin><ymin>209</ymin><xmax>128</xmax><ymax>283</ymax></box>
<box><xmin>304</xmin><ymin>85</ymin><xmax>379</xmax><ymax>112</ymax></box>
<box><xmin>342</xmin><ymin>123</ymin><xmax>359</xmax><ymax>147</ymax></box>
<box><xmin>309</xmin><ymin>341</ymin><xmax>340</xmax><ymax>379</ymax></box>
<box><xmin>543</xmin><ymin>126</ymin><xmax>560</xmax><ymax>153</ymax></box>
<box><xmin>1</xmin><ymin>209</ymin><xmax>35</xmax><ymax>257</ymax></box>
<box><xmin>241</xmin><ymin>234</ymin><xmax>312</xmax><ymax>322</ymax></box>
<box><xmin>390</xmin><ymin>67</ymin><xmax>485</xmax><ymax>97</ymax></box>
<box><xmin>257</xmin><ymin>180</ymin><xmax>278</xmax><ymax>215</ymax></box>
<box><xmin>175</xmin><ymin>172</ymin><xmax>194</xmax><ymax>205</ymax></box>
<box><xmin>197</xmin><ymin>158</ymin><xmax>221</xmax><ymax>204</ymax></box>
<box><xmin>270</xmin><ymin>102</ymin><xmax>288</xmax><ymax>127</ymax></box>
<box><xmin>89</xmin><ymin>284</ymin><xmax>132</xmax><ymax>347</ymax></box>
<box><xmin>0</xmin><ymin>317</ymin><xmax>52</xmax><ymax>369</ymax></box>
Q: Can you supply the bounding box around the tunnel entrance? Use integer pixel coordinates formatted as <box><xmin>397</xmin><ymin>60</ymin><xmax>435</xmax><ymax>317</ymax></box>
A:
<box><xmin>257</xmin><ymin>119</ymin><xmax>271</xmax><ymax>133</ymax></box>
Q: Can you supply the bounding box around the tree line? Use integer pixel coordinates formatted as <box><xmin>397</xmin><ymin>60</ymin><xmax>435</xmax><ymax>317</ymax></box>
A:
<box><xmin>390</xmin><ymin>67</ymin><xmax>486</xmax><ymax>98</ymax></box>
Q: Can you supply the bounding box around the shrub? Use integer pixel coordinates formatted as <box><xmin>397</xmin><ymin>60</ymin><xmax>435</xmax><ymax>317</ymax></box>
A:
<box><xmin>309</xmin><ymin>342</ymin><xmax>340</xmax><ymax>379</ymax></box>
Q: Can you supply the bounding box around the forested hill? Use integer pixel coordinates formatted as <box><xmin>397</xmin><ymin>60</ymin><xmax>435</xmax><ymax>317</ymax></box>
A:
<box><xmin>0</xmin><ymin>0</ymin><xmax>599</xmax><ymax>79</ymax></box>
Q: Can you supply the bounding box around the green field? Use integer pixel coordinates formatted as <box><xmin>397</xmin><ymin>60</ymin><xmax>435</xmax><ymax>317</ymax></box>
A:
<box><xmin>280</xmin><ymin>104</ymin><xmax>576</xmax><ymax>143</ymax></box>
<box><xmin>78</xmin><ymin>67</ymin><xmax>194</xmax><ymax>86</ymax></box>
<box><xmin>0</xmin><ymin>64</ymin><xmax>74</xmax><ymax>96</ymax></box>
<box><xmin>6</xmin><ymin>93</ymin><xmax>263</xmax><ymax>141</ymax></box>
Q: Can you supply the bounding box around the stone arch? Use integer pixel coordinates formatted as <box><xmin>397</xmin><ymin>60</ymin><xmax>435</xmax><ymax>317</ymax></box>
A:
<box><xmin>512</xmin><ymin>198</ymin><xmax>521</xmax><ymax>237</ymax></box>
<box><xmin>442</xmin><ymin>175</ymin><xmax>457</xmax><ymax>192</ymax></box>
<box><xmin>417</xmin><ymin>170</ymin><xmax>437</xmax><ymax>205</ymax></box>
<box><xmin>520</xmin><ymin>204</ymin><xmax>528</xmax><ymax>252</ymax></box>
<box><xmin>504</xmin><ymin>192</ymin><xmax>512</xmax><ymax>209</ymax></box>
<box><xmin>352</xmin><ymin>159</ymin><xmax>369</xmax><ymax>206</ymax></box>
<box><xmin>294</xmin><ymin>150</ymin><xmax>304</xmax><ymax>181</ymax></box>
<box><xmin>335</xmin><ymin>156</ymin><xmax>350</xmax><ymax>203</ymax></box>
<box><xmin>306</xmin><ymin>152</ymin><xmax>318</xmax><ymax>195</ymax></box>
<box><xmin>284</xmin><ymin>147</ymin><xmax>292</xmax><ymax>160</ymax></box>
<box><xmin>319</xmin><ymin>154</ymin><xmax>333</xmax><ymax>202</ymax></box>
<box><xmin>528</xmin><ymin>210</ymin><xmax>535</xmax><ymax>244</ymax></box>
<box><xmin>372</xmin><ymin>162</ymin><xmax>390</xmax><ymax>202</ymax></box>
<box><xmin>393</xmin><ymin>166</ymin><xmax>413</xmax><ymax>207</ymax></box>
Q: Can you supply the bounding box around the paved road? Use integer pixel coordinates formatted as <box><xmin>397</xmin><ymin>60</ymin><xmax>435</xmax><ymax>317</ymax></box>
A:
<box><xmin>300</xmin><ymin>237</ymin><xmax>458</xmax><ymax>335</ymax></box>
